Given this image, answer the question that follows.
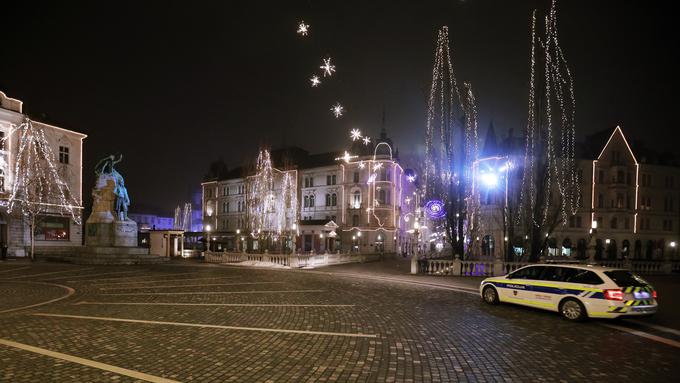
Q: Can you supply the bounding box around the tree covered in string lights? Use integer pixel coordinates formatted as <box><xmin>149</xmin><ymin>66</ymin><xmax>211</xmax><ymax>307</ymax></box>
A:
<box><xmin>246</xmin><ymin>149</ymin><xmax>298</xmax><ymax>253</ymax></box>
<box><xmin>516</xmin><ymin>0</ymin><xmax>580</xmax><ymax>261</ymax></box>
<box><xmin>423</xmin><ymin>26</ymin><xmax>480</xmax><ymax>259</ymax></box>
<box><xmin>1</xmin><ymin>119</ymin><xmax>81</xmax><ymax>260</ymax></box>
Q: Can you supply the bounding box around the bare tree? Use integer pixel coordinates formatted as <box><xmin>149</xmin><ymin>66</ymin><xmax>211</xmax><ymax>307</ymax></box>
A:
<box><xmin>2</xmin><ymin>119</ymin><xmax>81</xmax><ymax>260</ymax></box>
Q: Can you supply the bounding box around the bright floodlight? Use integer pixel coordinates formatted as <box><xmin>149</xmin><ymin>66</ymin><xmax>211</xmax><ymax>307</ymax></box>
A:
<box><xmin>480</xmin><ymin>172</ymin><xmax>498</xmax><ymax>188</ymax></box>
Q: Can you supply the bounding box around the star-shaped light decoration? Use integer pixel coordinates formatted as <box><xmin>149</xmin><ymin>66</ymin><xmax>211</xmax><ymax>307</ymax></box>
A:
<box><xmin>320</xmin><ymin>57</ymin><xmax>336</xmax><ymax>77</ymax></box>
<box><xmin>358</xmin><ymin>161</ymin><xmax>365</xmax><ymax>169</ymax></box>
<box><xmin>405</xmin><ymin>196</ymin><xmax>412</xmax><ymax>205</ymax></box>
<box><xmin>310</xmin><ymin>75</ymin><xmax>321</xmax><ymax>87</ymax></box>
<box><xmin>350</xmin><ymin>128</ymin><xmax>362</xmax><ymax>141</ymax></box>
<box><xmin>331</xmin><ymin>102</ymin><xmax>344</xmax><ymax>118</ymax></box>
<box><xmin>407</xmin><ymin>174</ymin><xmax>416</xmax><ymax>183</ymax></box>
<box><xmin>367</xmin><ymin>173</ymin><xmax>377</xmax><ymax>183</ymax></box>
<box><xmin>342</xmin><ymin>151</ymin><xmax>352</xmax><ymax>163</ymax></box>
<box><xmin>373</xmin><ymin>162</ymin><xmax>383</xmax><ymax>170</ymax></box>
<box><xmin>362</xmin><ymin>136</ymin><xmax>371</xmax><ymax>146</ymax></box>
<box><xmin>297</xmin><ymin>21</ymin><xmax>309</xmax><ymax>36</ymax></box>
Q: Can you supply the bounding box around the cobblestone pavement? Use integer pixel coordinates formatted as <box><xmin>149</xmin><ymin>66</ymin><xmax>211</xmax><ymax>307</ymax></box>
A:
<box><xmin>1</xmin><ymin>260</ymin><xmax>678</xmax><ymax>382</ymax></box>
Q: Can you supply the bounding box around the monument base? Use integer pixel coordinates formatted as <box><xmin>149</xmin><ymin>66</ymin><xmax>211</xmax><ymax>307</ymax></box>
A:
<box><xmin>35</xmin><ymin>246</ymin><xmax>168</xmax><ymax>265</ymax></box>
<box><xmin>86</xmin><ymin>220</ymin><xmax>138</xmax><ymax>247</ymax></box>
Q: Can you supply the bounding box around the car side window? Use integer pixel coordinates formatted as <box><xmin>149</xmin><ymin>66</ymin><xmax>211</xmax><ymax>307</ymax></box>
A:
<box><xmin>565</xmin><ymin>270</ymin><xmax>604</xmax><ymax>285</ymax></box>
<box><xmin>511</xmin><ymin>266</ymin><xmax>544</xmax><ymax>280</ymax></box>
<box><xmin>539</xmin><ymin>266</ymin><xmax>565</xmax><ymax>282</ymax></box>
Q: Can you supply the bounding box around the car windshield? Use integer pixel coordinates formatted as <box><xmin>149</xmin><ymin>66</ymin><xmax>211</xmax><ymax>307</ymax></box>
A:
<box><xmin>603</xmin><ymin>270</ymin><xmax>650</xmax><ymax>287</ymax></box>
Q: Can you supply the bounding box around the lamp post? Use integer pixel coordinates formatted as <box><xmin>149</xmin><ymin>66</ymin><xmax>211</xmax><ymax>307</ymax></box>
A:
<box><xmin>587</xmin><ymin>220</ymin><xmax>597</xmax><ymax>263</ymax></box>
<box><xmin>236</xmin><ymin>229</ymin><xmax>240</xmax><ymax>253</ymax></box>
<box><xmin>471</xmin><ymin>156</ymin><xmax>510</xmax><ymax>261</ymax></box>
<box><xmin>670</xmin><ymin>241</ymin><xmax>676</xmax><ymax>260</ymax></box>
<box><xmin>205</xmin><ymin>224</ymin><xmax>212</xmax><ymax>254</ymax></box>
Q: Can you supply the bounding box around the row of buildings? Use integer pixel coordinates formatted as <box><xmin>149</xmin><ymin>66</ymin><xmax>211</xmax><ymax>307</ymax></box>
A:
<box><xmin>202</xmin><ymin>124</ymin><xmax>680</xmax><ymax>261</ymax></box>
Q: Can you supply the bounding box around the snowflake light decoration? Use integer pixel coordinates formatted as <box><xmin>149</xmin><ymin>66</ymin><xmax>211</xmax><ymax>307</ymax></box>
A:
<box><xmin>350</xmin><ymin>128</ymin><xmax>362</xmax><ymax>141</ymax></box>
<box><xmin>362</xmin><ymin>136</ymin><xmax>371</xmax><ymax>146</ymax></box>
<box><xmin>297</xmin><ymin>21</ymin><xmax>309</xmax><ymax>36</ymax></box>
<box><xmin>358</xmin><ymin>161</ymin><xmax>365</xmax><ymax>169</ymax></box>
<box><xmin>320</xmin><ymin>57</ymin><xmax>336</xmax><ymax>77</ymax></box>
<box><xmin>407</xmin><ymin>175</ymin><xmax>416</xmax><ymax>183</ymax></box>
<box><xmin>331</xmin><ymin>102</ymin><xmax>344</xmax><ymax>118</ymax></box>
<box><xmin>373</xmin><ymin>162</ymin><xmax>383</xmax><ymax>170</ymax></box>
<box><xmin>310</xmin><ymin>75</ymin><xmax>321</xmax><ymax>87</ymax></box>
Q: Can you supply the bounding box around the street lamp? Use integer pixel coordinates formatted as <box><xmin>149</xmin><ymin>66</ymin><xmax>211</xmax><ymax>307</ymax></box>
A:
<box><xmin>205</xmin><ymin>224</ymin><xmax>212</xmax><ymax>253</ymax></box>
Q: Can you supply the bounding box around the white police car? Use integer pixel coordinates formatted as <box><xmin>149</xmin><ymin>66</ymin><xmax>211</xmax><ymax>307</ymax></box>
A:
<box><xmin>480</xmin><ymin>264</ymin><xmax>657</xmax><ymax>321</ymax></box>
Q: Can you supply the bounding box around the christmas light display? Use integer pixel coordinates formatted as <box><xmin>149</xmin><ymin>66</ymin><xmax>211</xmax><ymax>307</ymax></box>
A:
<box><xmin>425</xmin><ymin>200</ymin><xmax>446</xmax><ymax>219</ymax></box>
<box><xmin>350</xmin><ymin>128</ymin><xmax>362</xmax><ymax>141</ymax></box>
<box><xmin>297</xmin><ymin>21</ymin><xmax>309</xmax><ymax>36</ymax></box>
<box><xmin>362</xmin><ymin>136</ymin><xmax>371</xmax><ymax>146</ymax></box>
<box><xmin>320</xmin><ymin>57</ymin><xmax>336</xmax><ymax>77</ymax></box>
<box><xmin>0</xmin><ymin>119</ymin><xmax>82</xmax><ymax>258</ymax></box>
<box><xmin>517</xmin><ymin>0</ymin><xmax>580</xmax><ymax>229</ymax></box>
<box><xmin>247</xmin><ymin>149</ymin><xmax>297</xmax><ymax>239</ymax></box>
<box><xmin>331</xmin><ymin>102</ymin><xmax>344</xmax><ymax>118</ymax></box>
<box><xmin>310</xmin><ymin>75</ymin><xmax>321</xmax><ymax>87</ymax></box>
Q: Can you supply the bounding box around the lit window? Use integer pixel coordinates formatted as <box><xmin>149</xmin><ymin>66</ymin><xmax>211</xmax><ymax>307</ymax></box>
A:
<box><xmin>59</xmin><ymin>146</ymin><xmax>69</xmax><ymax>164</ymax></box>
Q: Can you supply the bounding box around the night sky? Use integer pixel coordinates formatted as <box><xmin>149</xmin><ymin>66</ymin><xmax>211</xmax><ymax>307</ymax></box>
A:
<box><xmin>0</xmin><ymin>1</ymin><xmax>674</xmax><ymax>215</ymax></box>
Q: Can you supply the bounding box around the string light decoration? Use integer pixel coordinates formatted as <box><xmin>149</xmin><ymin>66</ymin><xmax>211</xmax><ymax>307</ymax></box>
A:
<box><xmin>423</xmin><ymin>26</ymin><xmax>478</xmax><ymax>256</ymax></box>
<box><xmin>297</xmin><ymin>21</ymin><xmax>309</xmax><ymax>36</ymax></box>
<box><xmin>320</xmin><ymin>57</ymin><xmax>336</xmax><ymax>77</ymax></box>
<box><xmin>0</xmin><ymin>119</ymin><xmax>82</xmax><ymax>258</ymax></box>
<box><xmin>310</xmin><ymin>75</ymin><xmax>321</xmax><ymax>87</ymax></box>
<box><xmin>247</xmin><ymin>149</ymin><xmax>297</xmax><ymax>240</ymax></box>
<box><xmin>362</xmin><ymin>136</ymin><xmax>371</xmax><ymax>146</ymax></box>
<box><xmin>516</xmin><ymin>0</ymin><xmax>580</xmax><ymax>233</ymax></box>
<box><xmin>350</xmin><ymin>128</ymin><xmax>362</xmax><ymax>141</ymax></box>
<box><xmin>331</xmin><ymin>102</ymin><xmax>344</xmax><ymax>118</ymax></box>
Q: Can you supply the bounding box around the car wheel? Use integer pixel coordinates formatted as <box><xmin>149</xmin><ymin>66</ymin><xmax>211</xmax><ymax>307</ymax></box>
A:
<box><xmin>482</xmin><ymin>285</ymin><xmax>499</xmax><ymax>305</ymax></box>
<box><xmin>560</xmin><ymin>298</ymin><xmax>586</xmax><ymax>321</ymax></box>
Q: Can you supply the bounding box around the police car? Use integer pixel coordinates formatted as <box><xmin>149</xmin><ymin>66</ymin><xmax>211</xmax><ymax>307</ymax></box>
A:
<box><xmin>480</xmin><ymin>264</ymin><xmax>657</xmax><ymax>321</ymax></box>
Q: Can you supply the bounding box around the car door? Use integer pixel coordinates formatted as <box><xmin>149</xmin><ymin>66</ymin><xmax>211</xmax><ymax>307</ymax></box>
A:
<box><xmin>503</xmin><ymin>266</ymin><xmax>545</xmax><ymax>303</ymax></box>
<box><xmin>527</xmin><ymin>266</ymin><xmax>567</xmax><ymax>309</ymax></box>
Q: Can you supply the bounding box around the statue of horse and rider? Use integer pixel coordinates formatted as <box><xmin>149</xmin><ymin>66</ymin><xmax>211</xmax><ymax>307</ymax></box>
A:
<box><xmin>94</xmin><ymin>154</ymin><xmax>130</xmax><ymax>220</ymax></box>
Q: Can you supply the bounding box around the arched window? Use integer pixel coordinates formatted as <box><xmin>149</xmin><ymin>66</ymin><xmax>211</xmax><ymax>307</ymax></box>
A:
<box><xmin>304</xmin><ymin>196</ymin><xmax>309</xmax><ymax>208</ymax></box>
<box><xmin>622</xmin><ymin>239</ymin><xmax>630</xmax><ymax>260</ymax></box>
<box><xmin>606</xmin><ymin>239</ymin><xmax>617</xmax><ymax>260</ymax></box>
<box><xmin>378</xmin><ymin>189</ymin><xmax>386</xmax><ymax>205</ymax></box>
<box><xmin>482</xmin><ymin>235</ymin><xmax>495</xmax><ymax>257</ymax></box>
<box><xmin>331</xmin><ymin>193</ymin><xmax>337</xmax><ymax>206</ymax></box>
<box><xmin>353</xmin><ymin>191</ymin><xmax>361</xmax><ymax>208</ymax></box>
<box><xmin>352</xmin><ymin>214</ymin><xmax>359</xmax><ymax>227</ymax></box>
<box><xmin>325</xmin><ymin>194</ymin><xmax>331</xmax><ymax>206</ymax></box>
<box><xmin>309</xmin><ymin>195</ymin><xmax>315</xmax><ymax>207</ymax></box>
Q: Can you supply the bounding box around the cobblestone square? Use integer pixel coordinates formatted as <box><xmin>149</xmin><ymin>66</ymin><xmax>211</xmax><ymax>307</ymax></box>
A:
<box><xmin>1</xmin><ymin>260</ymin><xmax>678</xmax><ymax>382</ymax></box>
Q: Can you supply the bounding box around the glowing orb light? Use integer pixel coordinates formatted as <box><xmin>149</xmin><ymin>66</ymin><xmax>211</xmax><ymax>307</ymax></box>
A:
<box><xmin>480</xmin><ymin>172</ymin><xmax>499</xmax><ymax>188</ymax></box>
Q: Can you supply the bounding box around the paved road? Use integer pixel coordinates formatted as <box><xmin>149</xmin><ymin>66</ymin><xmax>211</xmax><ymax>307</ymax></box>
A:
<box><xmin>0</xmin><ymin>260</ymin><xmax>678</xmax><ymax>382</ymax></box>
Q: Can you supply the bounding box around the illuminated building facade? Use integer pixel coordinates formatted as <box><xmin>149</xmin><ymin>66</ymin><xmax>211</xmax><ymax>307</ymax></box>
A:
<box><xmin>202</xmin><ymin>131</ymin><xmax>416</xmax><ymax>254</ymax></box>
<box><xmin>0</xmin><ymin>91</ymin><xmax>86</xmax><ymax>257</ymax></box>
<box><xmin>472</xmin><ymin>126</ymin><xmax>680</xmax><ymax>261</ymax></box>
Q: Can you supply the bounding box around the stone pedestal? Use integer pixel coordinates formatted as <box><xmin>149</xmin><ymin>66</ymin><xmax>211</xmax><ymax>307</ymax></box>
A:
<box><xmin>86</xmin><ymin>220</ymin><xmax>138</xmax><ymax>247</ymax></box>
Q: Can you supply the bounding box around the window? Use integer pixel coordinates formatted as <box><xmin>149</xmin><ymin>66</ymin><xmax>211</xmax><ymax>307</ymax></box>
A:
<box><xmin>568</xmin><ymin>216</ymin><xmax>576</xmax><ymax>228</ymax></box>
<box><xmin>59</xmin><ymin>146</ymin><xmax>69</xmax><ymax>164</ymax></box>
<box><xmin>0</xmin><ymin>169</ymin><xmax>4</xmax><ymax>191</ymax></box>
<box><xmin>309</xmin><ymin>194</ymin><xmax>315</xmax><ymax>207</ymax></box>
<box><xmin>610</xmin><ymin>217</ymin><xmax>617</xmax><ymax>229</ymax></box>
<box><xmin>326</xmin><ymin>175</ymin><xmax>337</xmax><ymax>185</ymax></box>
<box><xmin>352</xmin><ymin>214</ymin><xmax>359</xmax><ymax>227</ymax></box>
<box><xmin>332</xmin><ymin>175</ymin><xmax>337</xmax><ymax>185</ymax></box>
<box><xmin>616</xmin><ymin>193</ymin><xmax>623</xmax><ymax>208</ymax></box>
<box><xmin>624</xmin><ymin>217</ymin><xmax>629</xmax><ymax>230</ymax></box>
<box><xmin>304</xmin><ymin>196</ymin><xmax>309</xmax><ymax>208</ymax></box>
<box><xmin>353</xmin><ymin>172</ymin><xmax>360</xmax><ymax>183</ymax></box>
<box><xmin>35</xmin><ymin>216</ymin><xmax>70</xmax><ymax>241</ymax></box>
<box><xmin>325</xmin><ymin>194</ymin><xmax>331</xmax><ymax>206</ymax></box>
<box><xmin>576</xmin><ymin>216</ymin><xmax>582</xmax><ymax>228</ymax></box>
<box><xmin>604</xmin><ymin>270</ymin><xmax>649</xmax><ymax>288</ymax></box>
<box><xmin>598</xmin><ymin>170</ymin><xmax>604</xmax><ymax>183</ymax></box>
<box><xmin>564</xmin><ymin>269</ymin><xmax>604</xmax><ymax>285</ymax></box>
<box><xmin>626</xmin><ymin>172</ymin><xmax>632</xmax><ymax>185</ymax></box>
<box><xmin>331</xmin><ymin>215</ymin><xmax>336</xmax><ymax>222</ymax></box>
<box><xmin>0</xmin><ymin>131</ymin><xmax>4</xmax><ymax>150</ymax></box>
<box><xmin>331</xmin><ymin>193</ymin><xmax>337</xmax><ymax>206</ymax></box>
<box><xmin>353</xmin><ymin>191</ymin><xmax>361</xmax><ymax>208</ymax></box>
<box><xmin>509</xmin><ymin>266</ymin><xmax>545</xmax><ymax>280</ymax></box>
<box><xmin>617</xmin><ymin>170</ymin><xmax>624</xmax><ymax>184</ymax></box>
<box><xmin>226</xmin><ymin>202</ymin><xmax>230</xmax><ymax>213</ymax></box>
<box><xmin>327</xmin><ymin>175</ymin><xmax>331</xmax><ymax>185</ymax></box>
<box><xmin>597</xmin><ymin>194</ymin><xmax>604</xmax><ymax>209</ymax></box>
<box><xmin>378</xmin><ymin>189</ymin><xmax>386</xmax><ymax>205</ymax></box>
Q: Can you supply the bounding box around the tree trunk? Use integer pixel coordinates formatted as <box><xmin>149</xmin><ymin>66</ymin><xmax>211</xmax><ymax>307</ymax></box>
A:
<box><xmin>29</xmin><ymin>215</ymin><xmax>35</xmax><ymax>262</ymax></box>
